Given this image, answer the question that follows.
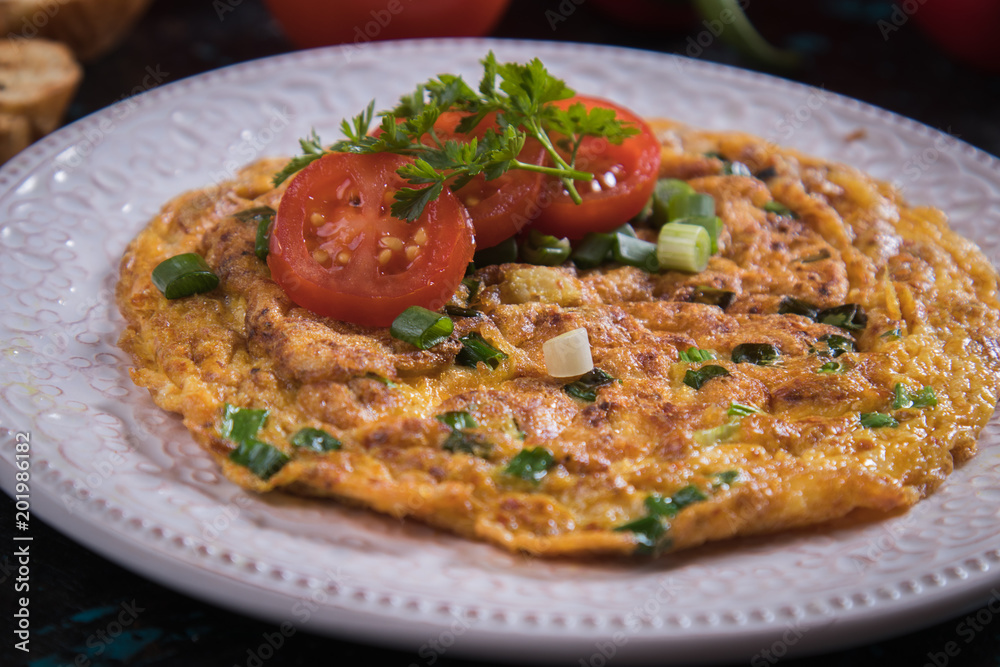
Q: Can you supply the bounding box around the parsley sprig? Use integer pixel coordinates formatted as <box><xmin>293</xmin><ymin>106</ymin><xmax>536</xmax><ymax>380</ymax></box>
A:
<box><xmin>272</xmin><ymin>52</ymin><xmax>639</xmax><ymax>221</ymax></box>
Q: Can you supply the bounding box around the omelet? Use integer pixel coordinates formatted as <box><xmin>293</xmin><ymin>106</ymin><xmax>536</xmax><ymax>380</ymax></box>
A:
<box><xmin>115</xmin><ymin>119</ymin><xmax>1000</xmax><ymax>557</ymax></box>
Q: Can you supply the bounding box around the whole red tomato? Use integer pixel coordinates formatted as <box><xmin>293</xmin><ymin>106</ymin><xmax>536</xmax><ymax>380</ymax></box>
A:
<box><xmin>263</xmin><ymin>0</ymin><xmax>512</xmax><ymax>50</ymax></box>
<box><xmin>905</xmin><ymin>0</ymin><xmax>1000</xmax><ymax>71</ymax></box>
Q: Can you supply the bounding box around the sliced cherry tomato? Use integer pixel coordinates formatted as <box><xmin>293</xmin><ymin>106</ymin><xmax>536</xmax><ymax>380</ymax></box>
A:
<box><xmin>268</xmin><ymin>152</ymin><xmax>474</xmax><ymax>328</ymax></box>
<box><xmin>532</xmin><ymin>96</ymin><xmax>661</xmax><ymax>239</ymax></box>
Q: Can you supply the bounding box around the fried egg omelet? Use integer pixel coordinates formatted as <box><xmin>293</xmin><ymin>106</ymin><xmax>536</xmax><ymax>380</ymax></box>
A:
<box><xmin>116</xmin><ymin>119</ymin><xmax>1000</xmax><ymax>557</ymax></box>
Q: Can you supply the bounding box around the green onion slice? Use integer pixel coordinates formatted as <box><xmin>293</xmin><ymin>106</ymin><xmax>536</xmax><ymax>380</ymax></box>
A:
<box><xmin>817</xmin><ymin>304</ymin><xmax>868</xmax><ymax>331</ymax></box>
<box><xmin>520</xmin><ymin>229</ymin><xmax>571</xmax><ymax>266</ymax></box>
<box><xmin>650</xmin><ymin>178</ymin><xmax>695</xmax><ymax>226</ymax></box>
<box><xmin>727</xmin><ymin>402</ymin><xmax>764</xmax><ymax>417</ymax></box>
<box><xmin>693</xmin><ymin>419</ymin><xmax>741</xmax><ymax>446</ymax></box>
<box><xmin>691</xmin><ymin>286</ymin><xmax>735</xmax><ymax>309</ymax></box>
<box><xmin>456</xmin><ymin>332</ymin><xmax>507</xmax><ymax>369</ymax></box>
<box><xmin>860</xmin><ymin>412</ymin><xmax>899</xmax><ymax>428</ymax></box>
<box><xmin>657</xmin><ymin>222</ymin><xmax>711</xmax><ymax>273</ymax></box>
<box><xmin>778</xmin><ymin>296</ymin><xmax>820</xmax><ymax>320</ymax></box>
<box><xmin>799</xmin><ymin>250</ymin><xmax>831</xmax><ymax>264</ymax></box>
<box><xmin>473</xmin><ymin>236</ymin><xmax>518</xmax><ymax>267</ymax></box>
<box><xmin>390</xmin><ymin>306</ymin><xmax>453</xmax><ymax>350</ymax></box>
<box><xmin>229</xmin><ymin>440</ymin><xmax>289</xmax><ymax>480</ymax></box>
<box><xmin>613</xmin><ymin>233</ymin><xmax>659</xmax><ymax>272</ymax></box>
<box><xmin>817</xmin><ymin>361</ymin><xmax>845</xmax><ymax>374</ymax></box>
<box><xmin>713</xmin><ymin>470</ymin><xmax>740</xmax><ymax>487</ymax></box>
<box><xmin>437</xmin><ymin>411</ymin><xmax>478</xmax><ymax>430</ymax></box>
<box><xmin>763</xmin><ymin>201</ymin><xmax>797</xmax><ymax>218</ymax></box>
<box><xmin>543</xmin><ymin>327</ymin><xmax>593</xmax><ymax>378</ymax></box>
<box><xmin>731</xmin><ymin>343</ymin><xmax>780</xmax><ymax>366</ymax></box>
<box><xmin>152</xmin><ymin>253</ymin><xmax>220</xmax><ymax>299</ymax></box>
<box><xmin>232</xmin><ymin>206</ymin><xmax>276</xmax><ymax>262</ymax></box>
<box><xmin>684</xmin><ymin>364</ymin><xmax>730</xmax><ymax>390</ymax></box>
<box><xmin>614</xmin><ymin>515</ymin><xmax>667</xmax><ymax>555</ymax></box>
<box><xmin>291</xmin><ymin>427</ymin><xmax>342</xmax><ymax>452</ymax></box>
<box><xmin>571</xmin><ymin>232</ymin><xmax>615</xmax><ymax>269</ymax></box>
<box><xmin>504</xmin><ymin>447</ymin><xmax>555</xmax><ymax>483</ymax></box>
<box><xmin>220</xmin><ymin>403</ymin><xmax>268</xmax><ymax>444</ymax></box>
<box><xmin>669</xmin><ymin>193</ymin><xmax>715</xmax><ymax>221</ymax></box>
<box><xmin>444</xmin><ymin>305</ymin><xmax>481</xmax><ymax>318</ymax></box>
<box><xmin>722</xmin><ymin>161</ymin><xmax>752</xmax><ymax>176</ymax></box>
<box><xmin>818</xmin><ymin>334</ymin><xmax>857</xmax><ymax>358</ymax></box>
<box><xmin>670</xmin><ymin>215</ymin><xmax>723</xmax><ymax>254</ymax></box>
<box><xmin>881</xmin><ymin>328</ymin><xmax>902</xmax><ymax>340</ymax></box>
<box><xmin>892</xmin><ymin>383</ymin><xmax>937</xmax><ymax>410</ymax></box>
<box><xmin>678</xmin><ymin>347</ymin><xmax>716</xmax><ymax>363</ymax></box>
<box><xmin>563</xmin><ymin>368</ymin><xmax>616</xmax><ymax>402</ymax></box>
<box><xmin>646</xmin><ymin>485</ymin><xmax>708</xmax><ymax>518</ymax></box>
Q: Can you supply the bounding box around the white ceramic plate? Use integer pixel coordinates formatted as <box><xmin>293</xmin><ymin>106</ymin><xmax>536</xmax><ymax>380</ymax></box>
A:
<box><xmin>2</xmin><ymin>39</ymin><xmax>1000</xmax><ymax>665</ymax></box>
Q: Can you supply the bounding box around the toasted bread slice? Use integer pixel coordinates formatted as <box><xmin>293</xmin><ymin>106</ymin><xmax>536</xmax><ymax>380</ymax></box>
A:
<box><xmin>0</xmin><ymin>0</ymin><xmax>153</xmax><ymax>61</ymax></box>
<box><xmin>0</xmin><ymin>38</ymin><xmax>81</xmax><ymax>139</ymax></box>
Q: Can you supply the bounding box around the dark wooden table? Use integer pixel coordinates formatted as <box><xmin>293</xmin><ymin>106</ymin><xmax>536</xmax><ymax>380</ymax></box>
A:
<box><xmin>4</xmin><ymin>0</ymin><xmax>1000</xmax><ymax>665</ymax></box>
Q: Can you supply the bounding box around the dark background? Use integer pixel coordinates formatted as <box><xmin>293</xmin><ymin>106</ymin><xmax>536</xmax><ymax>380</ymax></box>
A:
<box><xmin>4</xmin><ymin>0</ymin><xmax>1000</xmax><ymax>665</ymax></box>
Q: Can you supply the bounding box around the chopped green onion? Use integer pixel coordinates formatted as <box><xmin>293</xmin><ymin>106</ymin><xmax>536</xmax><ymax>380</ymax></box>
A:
<box><xmin>817</xmin><ymin>304</ymin><xmax>868</xmax><ymax>331</ymax></box>
<box><xmin>683</xmin><ymin>364</ymin><xmax>730</xmax><ymax>390</ymax></box>
<box><xmin>860</xmin><ymin>412</ymin><xmax>899</xmax><ymax>428</ymax></box>
<box><xmin>678</xmin><ymin>347</ymin><xmax>716</xmax><ymax>363</ymax></box>
<box><xmin>691</xmin><ymin>286</ymin><xmax>735</xmax><ymax>309</ymax></box>
<box><xmin>291</xmin><ymin>427</ymin><xmax>342</xmax><ymax>452</ymax></box>
<box><xmin>220</xmin><ymin>403</ymin><xmax>268</xmax><ymax>444</ymax></box>
<box><xmin>563</xmin><ymin>368</ymin><xmax>616</xmax><ymax>402</ymax></box>
<box><xmin>520</xmin><ymin>229</ymin><xmax>570</xmax><ymax>266</ymax></box>
<box><xmin>778</xmin><ymin>296</ymin><xmax>820</xmax><ymax>320</ymax></box>
<box><xmin>731</xmin><ymin>343</ymin><xmax>780</xmax><ymax>366</ymax></box>
<box><xmin>614</xmin><ymin>515</ymin><xmax>667</xmax><ymax>555</ymax></box>
<box><xmin>646</xmin><ymin>485</ymin><xmax>708</xmax><ymax>519</ymax></box>
<box><xmin>669</xmin><ymin>192</ymin><xmax>715</xmax><ymax>221</ymax></box>
<box><xmin>504</xmin><ymin>447</ymin><xmax>555</xmax><ymax>483</ymax></box>
<box><xmin>817</xmin><ymin>361</ymin><xmax>845</xmax><ymax>374</ymax></box>
<box><xmin>799</xmin><ymin>250</ymin><xmax>831</xmax><ymax>263</ymax></box>
<box><xmin>543</xmin><ymin>327</ymin><xmax>593</xmax><ymax>378</ymax></box>
<box><xmin>892</xmin><ymin>383</ymin><xmax>937</xmax><ymax>410</ymax></box>
<box><xmin>220</xmin><ymin>404</ymin><xmax>288</xmax><ymax>480</ymax></box>
<box><xmin>436</xmin><ymin>411</ymin><xmax>478</xmax><ymax>430</ymax></box>
<box><xmin>363</xmin><ymin>372</ymin><xmax>397</xmax><ymax>387</ymax></box>
<box><xmin>712</xmin><ymin>470</ymin><xmax>740</xmax><ymax>487</ymax></box>
<box><xmin>473</xmin><ymin>236</ymin><xmax>518</xmax><ymax>267</ymax></box>
<box><xmin>152</xmin><ymin>253</ymin><xmax>220</xmax><ymax>299</ymax></box>
<box><xmin>818</xmin><ymin>334</ymin><xmax>857</xmax><ymax>358</ymax></box>
<box><xmin>443</xmin><ymin>430</ymin><xmax>492</xmax><ymax>457</ymax></box>
<box><xmin>456</xmin><ymin>332</ymin><xmax>507</xmax><ymax>369</ymax></box>
<box><xmin>390</xmin><ymin>306</ymin><xmax>454</xmax><ymax>350</ymax></box>
<box><xmin>613</xmin><ymin>233</ymin><xmax>659</xmax><ymax>271</ymax></box>
<box><xmin>231</xmin><ymin>206</ymin><xmax>276</xmax><ymax>262</ymax></box>
<box><xmin>881</xmin><ymin>328</ymin><xmax>902</xmax><ymax>340</ymax></box>
<box><xmin>671</xmin><ymin>216</ymin><xmax>722</xmax><ymax>253</ymax></box>
<box><xmin>727</xmin><ymin>402</ymin><xmax>764</xmax><ymax>417</ymax></box>
<box><xmin>437</xmin><ymin>410</ymin><xmax>491</xmax><ymax>457</ymax></box>
<box><xmin>445</xmin><ymin>305</ymin><xmax>481</xmax><ymax>318</ymax></box>
<box><xmin>763</xmin><ymin>201</ymin><xmax>797</xmax><ymax>218</ymax></box>
<box><xmin>462</xmin><ymin>278</ymin><xmax>481</xmax><ymax>303</ymax></box>
<box><xmin>613</xmin><ymin>223</ymin><xmax>638</xmax><ymax>238</ymax></box>
<box><xmin>229</xmin><ymin>440</ymin><xmax>289</xmax><ymax>480</ymax></box>
<box><xmin>649</xmin><ymin>178</ymin><xmax>695</xmax><ymax>226</ymax></box>
<box><xmin>693</xmin><ymin>419</ymin><xmax>741</xmax><ymax>446</ymax></box>
<box><xmin>571</xmin><ymin>232</ymin><xmax>614</xmax><ymax>269</ymax></box>
<box><xmin>657</xmin><ymin>222</ymin><xmax>711</xmax><ymax>273</ymax></box>
<box><xmin>722</xmin><ymin>161</ymin><xmax>752</xmax><ymax>177</ymax></box>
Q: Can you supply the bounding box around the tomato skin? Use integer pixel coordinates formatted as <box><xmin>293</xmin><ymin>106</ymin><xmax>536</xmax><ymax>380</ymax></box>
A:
<box><xmin>532</xmin><ymin>96</ymin><xmax>661</xmax><ymax>239</ymax></box>
<box><xmin>268</xmin><ymin>153</ymin><xmax>474</xmax><ymax>328</ymax></box>
<box><xmin>263</xmin><ymin>0</ymin><xmax>511</xmax><ymax>50</ymax></box>
<box><xmin>430</xmin><ymin>112</ymin><xmax>547</xmax><ymax>248</ymax></box>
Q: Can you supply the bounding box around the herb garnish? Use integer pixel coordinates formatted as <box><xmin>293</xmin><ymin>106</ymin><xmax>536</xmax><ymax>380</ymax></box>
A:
<box><xmin>678</xmin><ymin>347</ymin><xmax>717</xmax><ymax>363</ymax></box>
<box><xmin>274</xmin><ymin>53</ymin><xmax>639</xmax><ymax>221</ymax></box>
<box><xmin>683</xmin><ymin>364</ymin><xmax>730</xmax><ymax>390</ymax></box>
<box><xmin>563</xmin><ymin>368</ymin><xmax>616</xmax><ymax>402</ymax></box>
<box><xmin>892</xmin><ymin>383</ymin><xmax>937</xmax><ymax>410</ymax></box>
<box><xmin>220</xmin><ymin>403</ymin><xmax>288</xmax><ymax>480</ymax></box>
